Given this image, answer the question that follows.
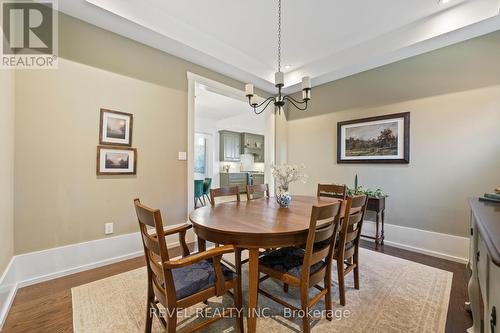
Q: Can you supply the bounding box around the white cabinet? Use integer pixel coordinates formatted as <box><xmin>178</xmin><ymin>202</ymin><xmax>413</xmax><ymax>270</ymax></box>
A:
<box><xmin>488</xmin><ymin>264</ymin><xmax>499</xmax><ymax>333</ymax></box>
<box><xmin>468</xmin><ymin>198</ymin><xmax>500</xmax><ymax>333</ymax></box>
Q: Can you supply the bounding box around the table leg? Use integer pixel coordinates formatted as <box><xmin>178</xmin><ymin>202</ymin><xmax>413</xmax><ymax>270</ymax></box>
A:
<box><xmin>381</xmin><ymin>210</ymin><xmax>385</xmax><ymax>245</ymax></box>
<box><xmin>375</xmin><ymin>211</ymin><xmax>380</xmax><ymax>246</ymax></box>
<box><xmin>247</xmin><ymin>248</ymin><xmax>260</xmax><ymax>333</ymax></box>
<box><xmin>234</xmin><ymin>248</ymin><xmax>244</xmax><ymax>333</ymax></box>
<box><xmin>197</xmin><ymin>237</ymin><xmax>206</xmax><ymax>252</ymax></box>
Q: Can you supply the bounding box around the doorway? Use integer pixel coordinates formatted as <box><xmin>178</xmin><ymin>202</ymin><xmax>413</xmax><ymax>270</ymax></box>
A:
<box><xmin>187</xmin><ymin>72</ymin><xmax>275</xmax><ymax>213</ymax></box>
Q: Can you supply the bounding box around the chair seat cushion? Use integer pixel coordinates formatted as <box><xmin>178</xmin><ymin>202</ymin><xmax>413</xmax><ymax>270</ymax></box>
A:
<box><xmin>171</xmin><ymin>259</ymin><xmax>234</xmax><ymax>300</ymax></box>
<box><xmin>259</xmin><ymin>247</ymin><xmax>325</xmax><ymax>278</ymax></box>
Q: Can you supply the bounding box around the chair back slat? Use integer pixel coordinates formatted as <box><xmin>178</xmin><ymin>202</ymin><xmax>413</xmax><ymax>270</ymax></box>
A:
<box><xmin>246</xmin><ymin>184</ymin><xmax>270</xmax><ymax>200</ymax></box>
<box><xmin>210</xmin><ymin>186</ymin><xmax>241</xmax><ymax>206</ymax></box>
<box><xmin>135</xmin><ymin>204</ymin><xmax>157</xmax><ymax>228</ymax></box>
<box><xmin>315</xmin><ymin>203</ymin><xmax>341</xmax><ymax>221</ymax></box>
<box><xmin>317</xmin><ymin>184</ymin><xmax>347</xmax><ymax>200</ymax></box>
<box><xmin>349</xmin><ymin>194</ymin><xmax>367</xmax><ymax>208</ymax></box>
<box><xmin>310</xmin><ymin>246</ymin><xmax>331</xmax><ymax>266</ymax></box>
<box><xmin>301</xmin><ymin>202</ymin><xmax>342</xmax><ymax>278</ymax></box>
<box><xmin>152</xmin><ymin>277</ymin><xmax>167</xmax><ymax>305</ymax></box>
<box><xmin>314</xmin><ymin>223</ymin><xmax>336</xmax><ymax>244</ymax></box>
<box><xmin>347</xmin><ymin>210</ymin><xmax>364</xmax><ymax>225</ymax></box>
<box><xmin>345</xmin><ymin>228</ymin><xmax>359</xmax><ymax>243</ymax></box>
<box><xmin>141</xmin><ymin>231</ymin><xmax>161</xmax><ymax>256</ymax></box>
<box><xmin>149</xmin><ymin>258</ymin><xmax>166</xmax><ymax>285</ymax></box>
<box><xmin>344</xmin><ymin>246</ymin><xmax>355</xmax><ymax>260</ymax></box>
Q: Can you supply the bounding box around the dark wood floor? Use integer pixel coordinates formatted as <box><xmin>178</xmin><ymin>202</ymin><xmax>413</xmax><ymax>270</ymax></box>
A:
<box><xmin>2</xmin><ymin>241</ymin><xmax>472</xmax><ymax>333</ymax></box>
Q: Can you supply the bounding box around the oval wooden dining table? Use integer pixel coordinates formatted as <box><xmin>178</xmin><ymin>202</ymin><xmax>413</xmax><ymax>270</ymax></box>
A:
<box><xmin>189</xmin><ymin>195</ymin><xmax>342</xmax><ymax>333</ymax></box>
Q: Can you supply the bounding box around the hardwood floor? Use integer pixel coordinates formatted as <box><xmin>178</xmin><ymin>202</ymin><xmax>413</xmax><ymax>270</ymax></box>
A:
<box><xmin>2</xmin><ymin>241</ymin><xmax>471</xmax><ymax>333</ymax></box>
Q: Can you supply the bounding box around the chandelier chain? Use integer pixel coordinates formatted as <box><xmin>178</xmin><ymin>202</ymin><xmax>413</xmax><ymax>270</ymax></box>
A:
<box><xmin>246</xmin><ymin>0</ymin><xmax>310</xmax><ymax>115</ymax></box>
<box><xmin>277</xmin><ymin>0</ymin><xmax>281</xmax><ymax>72</ymax></box>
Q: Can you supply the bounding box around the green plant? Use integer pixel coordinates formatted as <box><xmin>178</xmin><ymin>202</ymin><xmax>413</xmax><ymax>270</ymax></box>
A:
<box><xmin>347</xmin><ymin>174</ymin><xmax>388</xmax><ymax>198</ymax></box>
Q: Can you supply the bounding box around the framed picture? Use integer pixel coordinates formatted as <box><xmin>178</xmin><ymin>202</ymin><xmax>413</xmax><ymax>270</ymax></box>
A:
<box><xmin>337</xmin><ymin>112</ymin><xmax>410</xmax><ymax>164</ymax></box>
<box><xmin>99</xmin><ymin>109</ymin><xmax>133</xmax><ymax>146</ymax></box>
<box><xmin>97</xmin><ymin>146</ymin><xmax>137</xmax><ymax>175</ymax></box>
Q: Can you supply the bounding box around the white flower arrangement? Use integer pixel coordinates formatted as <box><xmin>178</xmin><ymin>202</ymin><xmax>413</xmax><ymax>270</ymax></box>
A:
<box><xmin>271</xmin><ymin>163</ymin><xmax>308</xmax><ymax>192</ymax></box>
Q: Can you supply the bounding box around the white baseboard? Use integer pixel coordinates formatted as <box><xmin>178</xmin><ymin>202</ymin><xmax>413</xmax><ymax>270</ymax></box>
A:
<box><xmin>0</xmin><ymin>224</ymin><xmax>195</xmax><ymax>331</ymax></box>
<box><xmin>0</xmin><ymin>258</ymin><xmax>16</xmax><ymax>332</ymax></box>
<box><xmin>362</xmin><ymin>220</ymin><xmax>469</xmax><ymax>264</ymax></box>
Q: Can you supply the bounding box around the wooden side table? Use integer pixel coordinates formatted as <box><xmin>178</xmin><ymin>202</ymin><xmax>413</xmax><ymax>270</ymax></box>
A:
<box><xmin>361</xmin><ymin>197</ymin><xmax>386</xmax><ymax>245</ymax></box>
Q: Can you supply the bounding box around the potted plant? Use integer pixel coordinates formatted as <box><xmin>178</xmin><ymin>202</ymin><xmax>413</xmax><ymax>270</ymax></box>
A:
<box><xmin>271</xmin><ymin>164</ymin><xmax>308</xmax><ymax>208</ymax></box>
<box><xmin>347</xmin><ymin>174</ymin><xmax>388</xmax><ymax>199</ymax></box>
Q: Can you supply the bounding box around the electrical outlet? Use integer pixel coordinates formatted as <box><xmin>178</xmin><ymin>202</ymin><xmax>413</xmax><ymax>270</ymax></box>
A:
<box><xmin>105</xmin><ymin>222</ymin><xmax>114</xmax><ymax>235</ymax></box>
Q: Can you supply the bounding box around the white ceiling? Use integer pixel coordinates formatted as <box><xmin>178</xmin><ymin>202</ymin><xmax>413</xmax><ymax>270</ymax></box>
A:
<box><xmin>60</xmin><ymin>0</ymin><xmax>500</xmax><ymax>94</ymax></box>
<box><xmin>195</xmin><ymin>86</ymin><xmax>249</xmax><ymax>121</ymax></box>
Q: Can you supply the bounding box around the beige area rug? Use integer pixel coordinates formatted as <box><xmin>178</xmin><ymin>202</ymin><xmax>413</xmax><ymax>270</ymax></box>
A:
<box><xmin>72</xmin><ymin>249</ymin><xmax>452</xmax><ymax>333</ymax></box>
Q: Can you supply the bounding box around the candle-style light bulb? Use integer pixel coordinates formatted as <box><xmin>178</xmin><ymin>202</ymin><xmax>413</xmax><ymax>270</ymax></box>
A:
<box><xmin>250</xmin><ymin>95</ymin><xmax>258</xmax><ymax>106</ymax></box>
<box><xmin>302</xmin><ymin>76</ymin><xmax>311</xmax><ymax>89</ymax></box>
<box><xmin>275</xmin><ymin>72</ymin><xmax>284</xmax><ymax>87</ymax></box>
<box><xmin>245</xmin><ymin>83</ymin><xmax>254</xmax><ymax>97</ymax></box>
<box><xmin>302</xmin><ymin>89</ymin><xmax>311</xmax><ymax>101</ymax></box>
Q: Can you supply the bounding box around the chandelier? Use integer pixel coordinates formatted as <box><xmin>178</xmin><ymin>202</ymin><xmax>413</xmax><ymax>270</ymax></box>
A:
<box><xmin>245</xmin><ymin>0</ymin><xmax>311</xmax><ymax>115</ymax></box>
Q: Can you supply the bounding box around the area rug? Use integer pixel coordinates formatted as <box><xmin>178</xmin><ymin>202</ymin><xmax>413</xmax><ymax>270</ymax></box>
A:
<box><xmin>72</xmin><ymin>248</ymin><xmax>452</xmax><ymax>332</ymax></box>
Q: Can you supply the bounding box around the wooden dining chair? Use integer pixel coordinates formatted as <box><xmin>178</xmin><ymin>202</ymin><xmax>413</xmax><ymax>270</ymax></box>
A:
<box><xmin>210</xmin><ymin>186</ymin><xmax>240</xmax><ymax>206</ymax></box>
<box><xmin>246</xmin><ymin>183</ymin><xmax>270</xmax><ymax>200</ymax></box>
<box><xmin>317</xmin><ymin>183</ymin><xmax>348</xmax><ymax>200</ymax></box>
<box><xmin>134</xmin><ymin>199</ymin><xmax>243</xmax><ymax>333</ymax></box>
<box><xmin>334</xmin><ymin>194</ymin><xmax>368</xmax><ymax>306</ymax></box>
<box><xmin>257</xmin><ymin>201</ymin><xmax>342</xmax><ymax>333</ymax></box>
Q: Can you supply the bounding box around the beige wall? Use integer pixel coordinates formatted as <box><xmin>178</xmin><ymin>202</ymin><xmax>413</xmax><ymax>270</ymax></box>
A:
<box><xmin>0</xmin><ymin>70</ymin><xmax>15</xmax><ymax>273</ymax></box>
<box><xmin>13</xmin><ymin>13</ymin><xmax>265</xmax><ymax>254</ymax></box>
<box><xmin>287</xmin><ymin>30</ymin><xmax>500</xmax><ymax>121</ymax></box>
<box><xmin>282</xmin><ymin>30</ymin><xmax>500</xmax><ymax>238</ymax></box>
<box><xmin>285</xmin><ymin>85</ymin><xmax>500</xmax><ymax>237</ymax></box>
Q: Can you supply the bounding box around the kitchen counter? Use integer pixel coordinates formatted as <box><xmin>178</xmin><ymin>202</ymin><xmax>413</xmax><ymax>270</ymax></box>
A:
<box><xmin>219</xmin><ymin>172</ymin><xmax>265</xmax><ymax>193</ymax></box>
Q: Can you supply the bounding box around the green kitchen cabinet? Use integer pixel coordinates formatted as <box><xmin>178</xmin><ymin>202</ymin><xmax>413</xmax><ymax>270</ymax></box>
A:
<box><xmin>219</xmin><ymin>130</ymin><xmax>241</xmax><ymax>162</ymax></box>
<box><xmin>219</xmin><ymin>173</ymin><xmax>247</xmax><ymax>193</ymax></box>
<box><xmin>240</xmin><ymin>132</ymin><xmax>265</xmax><ymax>163</ymax></box>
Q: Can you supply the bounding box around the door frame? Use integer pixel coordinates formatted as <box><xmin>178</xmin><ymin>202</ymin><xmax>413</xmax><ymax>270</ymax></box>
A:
<box><xmin>187</xmin><ymin>72</ymin><xmax>275</xmax><ymax>214</ymax></box>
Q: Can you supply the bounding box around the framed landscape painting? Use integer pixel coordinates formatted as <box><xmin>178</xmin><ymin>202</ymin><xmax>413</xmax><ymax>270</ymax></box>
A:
<box><xmin>97</xmin><ymin>146</ymin><xmax>137</xmax><ymax>175</ymax></box>
<box><xmin>99</xmin><ymin>109</ymin><xmax>133</xmax><ymax>146</ymax></box>
<box><xmin>337</xmin><ymin>112</ymin><xmax>410</xmax><ymax>164</ymax></box>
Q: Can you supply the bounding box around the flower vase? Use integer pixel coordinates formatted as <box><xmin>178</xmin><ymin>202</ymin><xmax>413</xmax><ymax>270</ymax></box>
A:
<box><xmin>276</xmin><ymin>187</ymin><xmax>291</xmax><ymax>208</ymax></box>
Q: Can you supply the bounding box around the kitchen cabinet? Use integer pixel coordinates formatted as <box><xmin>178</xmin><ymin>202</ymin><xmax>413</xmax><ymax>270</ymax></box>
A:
<box><xmin>252</xmin><ymin>173</ymin><xmax>264</xmax><ymax>186</ymax></box>
<box><xmin>250</xmin><ymin>173</ymin><xmax>265</xmax><ymax>198</ymax></box>
<box><xmin>219</xmin><ymin>130</ymin><xmax>241</xmax><ymax>162</ymax></box>
<box><xmin>241</xmin><ymin>132</ymin><xmax>265</xmax><ymax>163</ymax></box>
<box><xmin>220</xmin><ymin>173</ymin><xmax>247</xmax><ymax>193</ymax></box>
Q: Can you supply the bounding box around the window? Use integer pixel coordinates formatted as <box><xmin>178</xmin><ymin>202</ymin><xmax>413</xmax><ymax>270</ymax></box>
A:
<box><xmin>194</xmin><ymin>133</ymin><xmax>207</xmax><ymax>174</ymax></box>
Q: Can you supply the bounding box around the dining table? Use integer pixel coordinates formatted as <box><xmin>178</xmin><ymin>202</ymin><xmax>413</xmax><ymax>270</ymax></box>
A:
<box><xmin>189</xmin><ymin>195</ymin><xmax>344</xmax><ymax>333</ymax></box>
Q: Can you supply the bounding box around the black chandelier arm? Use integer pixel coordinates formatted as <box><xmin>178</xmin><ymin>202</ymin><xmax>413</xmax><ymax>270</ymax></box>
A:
<box><xmin>247</xmin><ymin>96</ymin><xmax>276</xmax><ymax>109</ymax></box>
<box><xmin>251</xmin><ymin>96</ymin><xmax>276</xmax><ymax>115</ymax></box>
<box><xmin>283</xmin><ymin>95</ymin><xmax>307</xmax><ymax>105</ymax></box>
<box><xmin>283</xmin><ymin>95</ymin><xmax>308</xmax><ymax>111</ymax></box>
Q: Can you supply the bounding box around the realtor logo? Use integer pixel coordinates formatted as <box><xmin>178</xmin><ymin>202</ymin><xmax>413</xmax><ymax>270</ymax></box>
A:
<box><xmin>1</xmin><ymin>0</ymin><xmax>58</xmax><ymax>69</ymax></box>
